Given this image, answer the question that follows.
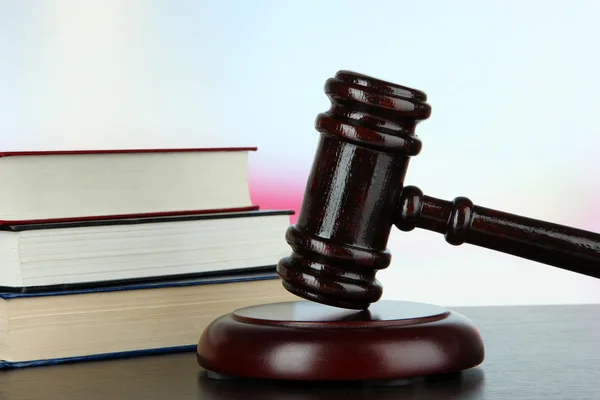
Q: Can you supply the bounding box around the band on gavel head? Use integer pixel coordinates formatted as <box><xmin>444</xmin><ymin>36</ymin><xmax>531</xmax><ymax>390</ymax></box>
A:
<box><xmin>276</xmin><ymin>70</ymin><xmax>431</xmax><ymax>310</ymax></box>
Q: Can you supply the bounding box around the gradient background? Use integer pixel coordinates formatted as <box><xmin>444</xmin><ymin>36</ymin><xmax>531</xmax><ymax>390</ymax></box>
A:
<box><xmin>2</xmin><ymin>0</ymin><xmax>599</xmax><ymax>306</ymax></box>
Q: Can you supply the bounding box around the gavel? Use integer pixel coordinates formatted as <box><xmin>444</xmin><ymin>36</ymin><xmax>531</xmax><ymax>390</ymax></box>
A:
<box><xmin>197</xmin><ymin>70</ymin><xmax>600</xmax><ymax>382</ymax></box>
<box><xmin>276</xmin><ymin>70</ymin><xmax>600</xmax><ymax>310</ymax></box>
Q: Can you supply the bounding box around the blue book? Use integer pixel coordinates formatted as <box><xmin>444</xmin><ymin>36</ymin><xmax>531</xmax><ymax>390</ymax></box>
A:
<box><xmin>0</xmin><ymin>269</ymin><xmax>296</xmax><ymax>369</ymax></box>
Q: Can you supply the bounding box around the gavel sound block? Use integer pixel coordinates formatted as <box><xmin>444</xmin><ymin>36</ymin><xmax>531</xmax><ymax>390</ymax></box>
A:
<box><xmin>197</xmin><ymin>71</ymin><xmax>600</xmax><ymax>382</ymax></box>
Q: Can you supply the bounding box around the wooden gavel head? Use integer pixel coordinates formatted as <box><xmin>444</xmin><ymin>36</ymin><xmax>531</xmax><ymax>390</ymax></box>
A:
<box><xmin>276</xmin><ymin>70</ymin><xmax>431</xmax><ymax>310</ymax></box>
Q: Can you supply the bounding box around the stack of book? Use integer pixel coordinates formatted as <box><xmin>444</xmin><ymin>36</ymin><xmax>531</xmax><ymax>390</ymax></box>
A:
<box><xmin>0</xmin><ymin>147</ymin><xmax>297</xmax><ymax>368</ymax></box>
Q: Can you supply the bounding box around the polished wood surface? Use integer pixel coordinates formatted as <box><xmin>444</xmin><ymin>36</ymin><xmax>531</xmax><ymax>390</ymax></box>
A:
<box><xmin>396</xmin><ymin>185</ymin><xmax>600</xmax><ymax>277</ymax></box>
<box><xmin>197</xmin><ymin>300</ymin><xmax>484</xmax><ymax>380</ymax></box>
<box><xmin>277</xmin><ymin>70</ymin><xmax>431</xmax><ymax>310</ymax></box>
<box><xmin>2</xmin><ymin>303</ymin><xmax>600</xmax><ymax>399</ymax></box>
<box><xmin>277</xmin><ymin>70</ymin><xmax>600</xmax><ymax>310</ymax></box>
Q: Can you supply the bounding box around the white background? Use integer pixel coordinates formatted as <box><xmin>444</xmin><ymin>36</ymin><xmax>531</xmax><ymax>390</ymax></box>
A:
<box><xmin>1</xmin><ymin>0</ymin><xmax>599</xmax><ymax>306</ymax></box>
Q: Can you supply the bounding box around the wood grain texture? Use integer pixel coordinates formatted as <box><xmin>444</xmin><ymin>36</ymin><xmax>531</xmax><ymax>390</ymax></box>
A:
<box><xmin>2</xmin><ymin>304</ymin><xmax>600</xmax><ymax>399</ymax></box>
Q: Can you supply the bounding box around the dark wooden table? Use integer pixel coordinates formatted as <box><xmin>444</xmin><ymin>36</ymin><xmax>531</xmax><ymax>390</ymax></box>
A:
<box><xmin>2</xmin><ymin>303</ymin><xmax>599</xmax><ymax>399</ymax></box>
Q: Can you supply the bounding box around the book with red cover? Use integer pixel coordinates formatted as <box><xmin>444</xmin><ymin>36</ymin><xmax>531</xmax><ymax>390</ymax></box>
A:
<box><xmin>0</xmin><ymin>207</ymin><xmax>294</xmax><ymax>291</ymax></box>
<box><xmin>0</xmin><ymin>147</ymin><xmax>258</xmax><ymax>224</ymax></box>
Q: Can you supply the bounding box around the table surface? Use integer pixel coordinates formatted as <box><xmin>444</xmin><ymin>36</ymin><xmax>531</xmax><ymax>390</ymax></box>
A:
<box><xmin>2</xmin><ymin>303</ymin><xmax>600</xmax><ymax>400</ymax></box>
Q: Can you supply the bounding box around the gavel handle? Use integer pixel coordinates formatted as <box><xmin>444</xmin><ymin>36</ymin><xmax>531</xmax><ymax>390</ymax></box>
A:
<box><xmin>395</xmin><ymin>186</ymin><xmax>600</xmax><ymax>278</ymax></box>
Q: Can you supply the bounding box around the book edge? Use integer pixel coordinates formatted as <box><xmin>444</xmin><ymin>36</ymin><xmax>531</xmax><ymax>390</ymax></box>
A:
<box><xmin>0</xmin><ymin>270</ymin><xmax>282</xmax><ymax>299</ymax></box>
<box><xmin>0</xmin><ymin>344</ymin><xmax>197</xmax><ymax>369</ymax></box>
<box><xmin>0</xmin><ymin>208</ymin><xmax>294</xmax><ymax>230</ymax></box>
<box><xmin>0</xmin><ymin>265</ymin><xmax>280</xmax><ymax>293</ymax></box>
<box><xmin>0</xmin><ymin>147</ymin><xmax>258</xmax><ymax>158</ymax></box>
<box><xmin>0</xmin><ymin>206</ymin><xmax>285</xmax><ymax>227</ymax></box>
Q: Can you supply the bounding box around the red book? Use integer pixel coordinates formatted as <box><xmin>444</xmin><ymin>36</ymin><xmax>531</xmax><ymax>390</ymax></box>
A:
<box><xmin>0</xmin><ymin>147</ymin><xmax>258</xmax><ymax>224</ymax></box>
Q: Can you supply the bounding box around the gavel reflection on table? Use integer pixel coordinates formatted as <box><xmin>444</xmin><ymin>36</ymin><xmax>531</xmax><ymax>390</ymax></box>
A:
<box><xmin>197</xmin><ymin>71</ymin><xmax>600</xmax><ymax>383</ymax></box>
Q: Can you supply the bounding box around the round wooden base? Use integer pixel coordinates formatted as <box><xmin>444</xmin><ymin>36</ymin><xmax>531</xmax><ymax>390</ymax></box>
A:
<box><xmin>196</xmin><ymin>300</ymin><xmax>484</xmax><ymax>382</ymax></box>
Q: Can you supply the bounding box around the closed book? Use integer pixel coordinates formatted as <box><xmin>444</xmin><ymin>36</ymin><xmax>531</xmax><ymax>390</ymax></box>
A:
<box><xmin>0</xmin><ymin>269</ymin><xmax>297</xmax><ymax>369</ymax></box>
<box><xmin>0</xmin><ymin>210</ymin><xmax>293</xmax><ymax>290</ymax></box>
<box><xmin>0</xmin><ymin>147</ymin><xmax>257</xmax><ymax>224</ymax></box>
